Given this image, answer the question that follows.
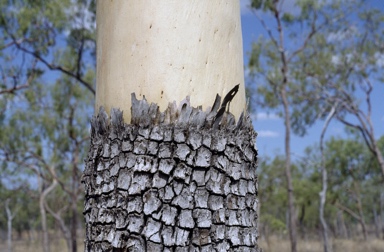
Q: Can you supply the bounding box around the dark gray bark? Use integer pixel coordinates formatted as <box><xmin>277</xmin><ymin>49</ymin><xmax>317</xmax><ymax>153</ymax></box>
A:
<box><xmin>82</xmin><ymin>93</ymin><xmax>260</xmax><ymax>251</ymax></box>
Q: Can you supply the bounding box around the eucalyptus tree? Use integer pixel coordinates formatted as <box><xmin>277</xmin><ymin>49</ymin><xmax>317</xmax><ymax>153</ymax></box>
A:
<box><xmin>248</xmin><ymin>0</ymin><xmax>384</xmax><ymax>250</ymax></box>
<box><xmin>302</xmin><ymin>5</ymin><xmax>384</xmax><ymax>181</ymax></box>
<box><xmin>325</xmin><ymin>137</ymin><xmax>380</xmax><ymax>240</ymax></box>
<box><xmin>0</xmin><ymin>71</ymin><xmax>92</xmax><ymax>252</ymax></box>
<box><xmin>82</xmin><ymin>1</ymin><xmax>260</xmax><ymax>251</ymax></box>
<box><xmin>248</xmin><ymin>1</ymin><xmax>327</xmax><ymax>250</ymax></box>
<box><xmin>0</xmin><ymin>0</ymin><xmax>96</xmax><ymax>96</ymax></box>
<box><xmin>2</xmin><ymin>190</ymin><xmax>19</xmax><ymax>252</ymax></box>
<box><xmin>0</xmin><ymin>1</ymin><xmax>96</xmax><ymax>251</ymax></box>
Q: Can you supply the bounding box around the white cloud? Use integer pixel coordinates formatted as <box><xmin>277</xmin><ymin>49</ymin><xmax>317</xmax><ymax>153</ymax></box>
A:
<box><xmin>251</xmin><ymin>112</ymin><xmax>280</xmax><ymax>121</ymax></box>
<box><xmin>375</xmin><ymin>52</ymin><xmax>384</xmax><ymax>67</ymax></box>
<box><xmin>258</xmin><ymin>130</ymin><xmax>279</xmax><ymax>138</ymax></box>
<box><xmin>327</xmin><ymin>26</ymin><xmax>358</xmax><ymax>43</ymax></box>
<box><xmin>65</xmin><ymin>0</ymin><xmax>96</xmax><ymax>35</ymax></box>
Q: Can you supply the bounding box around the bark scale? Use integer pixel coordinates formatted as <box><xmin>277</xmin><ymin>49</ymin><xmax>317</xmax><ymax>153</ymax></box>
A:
<box><xmin>82</xmin><ymin>94</ymin><xmax>260</xmax><ymax>251</ymax></box>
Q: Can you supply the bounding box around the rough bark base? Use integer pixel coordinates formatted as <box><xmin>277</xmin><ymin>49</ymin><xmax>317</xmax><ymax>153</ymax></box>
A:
<box><xmin>82</xmin><ymin>94</ymin><xmax>260</xmax><ymax>251</ymax></box>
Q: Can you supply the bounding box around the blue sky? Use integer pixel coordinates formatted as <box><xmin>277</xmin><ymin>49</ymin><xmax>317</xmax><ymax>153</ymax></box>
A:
<box><xmin>239</xmin><ymin>0</ymin><xmax>384</xmax><ymax>159</ymax></box>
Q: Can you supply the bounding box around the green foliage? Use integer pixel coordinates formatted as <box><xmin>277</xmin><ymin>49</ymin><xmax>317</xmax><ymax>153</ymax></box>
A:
<box><xmin>261</xmin><ymin>213</ymin><xmax>287</xmax><ymax>232</ymax></box>
<box><xmin>247</xmin><ymin>0</ymin><xmax>383</xmax><ymax>137</ymax></box>
<box><xmin>0</xmin><ymin>0</ymin><xmax>95</xmax><ymax>243</ymax></box>
<box><xmin>251</xmin><ymin>0</ymin><xmax>275</xmax><ymax>12</ymax></box>
<box><xmin>0</xmin><ymin>0</ymin><xmax>96</xmax><ymax>97</ymax></box>
<box><xmin>259</xmin><ymin>135</ymin><xmax>384</xmax><ymax>236</ymax></box>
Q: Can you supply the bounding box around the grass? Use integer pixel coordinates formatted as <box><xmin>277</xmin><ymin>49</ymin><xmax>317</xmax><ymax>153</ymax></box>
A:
<box><xmin>0</xmin><ymin>240</ymin><xmax>84</xmax><ymax>252</ymax></box>
<box><xmin>1</xmin><ymin>234</ymin><xmax>384</xmax><ymax>251</ymax></box>
<box><xmin>0</xmin><ymin>235</ymin><xmax>84</xmax><ymax>252</ymax></box>
<box><xmin>258</xmin><ymin>236</ymin><xmax>384</xmax><ymax>252</ymax></box>
<box><xmin>0</xmin><ymin>239</ymin><xmax>84</xmax><ymax>252</ymax></box>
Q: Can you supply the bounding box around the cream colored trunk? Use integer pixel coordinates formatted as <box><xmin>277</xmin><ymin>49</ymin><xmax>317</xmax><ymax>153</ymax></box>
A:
<box><xmin>96</xmin><ymin>0</ymin><xmax>246</xmax><ymax>122</ymax></box>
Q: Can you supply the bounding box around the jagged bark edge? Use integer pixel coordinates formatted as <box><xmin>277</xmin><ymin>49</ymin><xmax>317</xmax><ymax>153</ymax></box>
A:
<box><xmin>91</xmin><ymin>93</ymin><xmax>256</xmax><ymax>137</ymax></box>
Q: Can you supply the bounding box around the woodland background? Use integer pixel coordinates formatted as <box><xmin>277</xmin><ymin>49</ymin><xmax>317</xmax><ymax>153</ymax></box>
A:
<box><xmin>0</xmin><ymin>0</ymin><xmax>383</xmax><ymax>251</ymax></box>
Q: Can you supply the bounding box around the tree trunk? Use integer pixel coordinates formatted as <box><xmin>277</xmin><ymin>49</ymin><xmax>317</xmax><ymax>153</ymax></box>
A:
<box><xmin>281</xmin><ymin>86</ymin><xmax>297</xmax><ymax>252</ymax></box>
<box><xmin>373</xmin><ymin>207</ymin><xmax>381</xmax><ymax>239</ymax></box>
<box><xmin>5</xmin><ymin>199</ymin><xmax>15</xmax><ymax>252</ymax></box>
<box><xmin>71</xmin><ymin>154</ymin><xmax>80</xmax><ymax>252</ymax></box>
<box><xmin>373</xmin><ymin>143</ymin><xmax>384</xmax><ymax>181</ymax></box>
<box><xmin>275</xmin><ymin>2</ymin><xmax>297</xmax><ymax>248</ymax></box>
<box><xmin>95</xmin><ymin>0</ymin><xmax>246</xmax><ymax>122</ymax></box>
<box><xmin>83</xmin><ymin>1</ymin><xmax>259</xmax><ymax>250</ymax></box>
<box><xmin>356</xmin><ymin>191</ymin><xmax>368</xmax><ymax>241</ymax></box>
<box><xmin>335</xmin><ymin>202</ymin><xmax>367</xmax><ymax>240</ymax></box>
<box><xmin>39</xmin><ymin>176</ymin><xmax>58</xmax><ymax>252</ymax></box>
<box><xmin>335</xmin><ymin>210</ymin><xmax>347</xmax><ymax>239</ymax></box>
<box><xmin>82</xmin><ymin>95</ymin><xmax>260</xmax><ymax>251</ymax></box>
<box><xmin>381</xmin><ymin>192</ymin><xmax>384</xmax><ymax>240</ymax></box>
<box><xmin>44</xmin><ymin>186</ymin><xmax>73</xmax><ymax>252</ymax></box>
<box><xmin>319</xmin><ymin>107</ymin><xmax>335</xmax><ymax>252</ymax></box>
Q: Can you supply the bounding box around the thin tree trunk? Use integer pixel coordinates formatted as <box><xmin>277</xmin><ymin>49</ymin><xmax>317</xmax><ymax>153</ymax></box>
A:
<box><xmin>281</xmin><ymin>85</ymin><xmax>297</xmax><ymax>252</ymax></box>
<box><xmin>373</xmin><ymin>143</ymin><xmax>384</xmax><ymax>182</ymax></box>
<box><xmin>319</xmin><ymin>106</ymin><xmax>336</xmax><ymax>252</ymax></box>
<box><xmin>5</xmin><ymin>199</ymin><xmax>16</xmax><ymax>252</ymax></box>
<box><xmin>355</xmin><ymin>186</ymin><xmax>368</xmax><ymax>240</ymax></box>
<box><xmin>82</xmin><ymin>95</ymin><xmax>260</xmax><ymax>251</ymax></box>
<box><xmin>70</xmin><ymin>192</ymin><xmax>78</xmax><ymax>252</ymax></box>
<box><xmin>373</xmin><ymin>207</ymin><xmax>381</xmax><ymax>239</ymax></box>
<box><xmin>71</xmin><ymin>153</ymin><xmax>79</xmax><ymax>252</ymax></box>
<box><xmin>335</xmin><ymin>202</ymin><xmax>367</xmax><ymax>240</ymax></box>
<box><xmin>43</xmin><ymin>179</ymin><xmax>73</xmax><ymax>252</ymax></box>
<box><xmin>274</xmin><ymin>1</ymin><xmax>297</xmax><ymax>248</ymax></box>
<box><xmin>381</xmin><ymin>192</ymin><xmax>384</xmax><ymax>240</ymax></box>
<box><xmin>336</xmin><ymin>210</ymin><xmax>347</xmax><ymax>239</ymax></box>
<box><xmin>39</xmin><ymin>177</ymin><xmax>57</xmax><ymax>252</ymax></box>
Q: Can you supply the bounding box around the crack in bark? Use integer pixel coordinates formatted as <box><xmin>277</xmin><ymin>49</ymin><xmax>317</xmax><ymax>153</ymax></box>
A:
<box><xmin>83</xmin><ymin>93</ymin><xmax>260</xmax><ymax>251</ymax></box>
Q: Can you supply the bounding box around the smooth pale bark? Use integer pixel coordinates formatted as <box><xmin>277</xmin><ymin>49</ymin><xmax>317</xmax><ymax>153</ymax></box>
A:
<box><xmin>319</xmin><ymin>107</ymin><xmax>336</xmax><ymax>252</ymax></box>
<box><xmin>45</xmin><ymin>202</ymin><xmax>72</xmax><ymax>252</ymax></box>
<box><xmin>96</xmin><ymin>0</ymin><xmax>246</xmax><ymax>122</ymax></box>
<box><xmin>5</xmin><ymin>199</ymin><xmax>16</xmax><ymax>252</ymax></box>
<box><xmin>38</xmin><ymin>174</ymin><xmax>58</xmax><ymax>252</ymax></box>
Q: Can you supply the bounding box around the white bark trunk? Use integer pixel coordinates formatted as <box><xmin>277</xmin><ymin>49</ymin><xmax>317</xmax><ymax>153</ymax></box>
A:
<box><xmin>319</xmin><ymin>106</ymin><xmax>335</xmax><ymax>252</ymax></box>
<box><xmin>96</xmin><ymin>0</ymin><xmax>246</xmax><ymax>122</ymax></box>
<box><xmin>39</xmin><ymin>177</ymin><xmax>57</xmax><ymax>252</ymax></box>
<box><xmin>5</xmin><ymin>199</ymin><xmax>16</xmax><ymax>252</ymax></box>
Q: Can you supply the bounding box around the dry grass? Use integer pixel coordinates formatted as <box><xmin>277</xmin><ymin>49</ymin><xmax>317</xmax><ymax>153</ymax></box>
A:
<box><xmin>0</xmin><ymin>237</ymin><xmax>84</xmax><ymax>252</ymax></box>
<box><xmin>259</xmin><ymin>236</ymin><xmax>384</xmax><ymax>252</ymax></box>
<box><xmin>1</xmin><ymin>235</ymin><xmax>384</xmax><ymax>251</ymax></box>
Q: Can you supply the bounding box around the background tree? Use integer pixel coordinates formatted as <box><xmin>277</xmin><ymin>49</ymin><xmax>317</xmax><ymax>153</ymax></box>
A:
<box><xmin>0</xmin><ymin>1</ymin><xmax>95</xmax><ymax>251</ymax></box>
<box><xmin>301</xmin><ymin>5</ymin><xmax>384</xmax><ymax>180</ymax></box>
<box><xmin>248</xmin><ymin>0</ymin><xmax>326</xmax><ymax>250</ymax></box>
<box><xmin>248</xmin><ymin>0</ymin><xmax>384</xmax><ymax>251</ymax></box>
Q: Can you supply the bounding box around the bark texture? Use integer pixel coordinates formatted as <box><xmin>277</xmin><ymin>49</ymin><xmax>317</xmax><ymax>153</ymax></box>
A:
<box><xmin>82</xmin><ymin>94</ymin><xmax>260</xmax><ymax>251</ymax></box>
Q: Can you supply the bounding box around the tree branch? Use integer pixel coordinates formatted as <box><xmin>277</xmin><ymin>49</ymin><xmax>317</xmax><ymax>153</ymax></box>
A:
<box><xmin>335</xmin><ymin>202</ymin><xmax>361</xmax><ymax>221</ymax></box>
<box><xmin>0</xmin><ymin>59</ymin><xmax>38</xmax><ymax>95</ymax></box>
<box><xmin>7</xmin><ymin>31</ymin><xmax>95</xmax><ymax>95</ymax></box>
